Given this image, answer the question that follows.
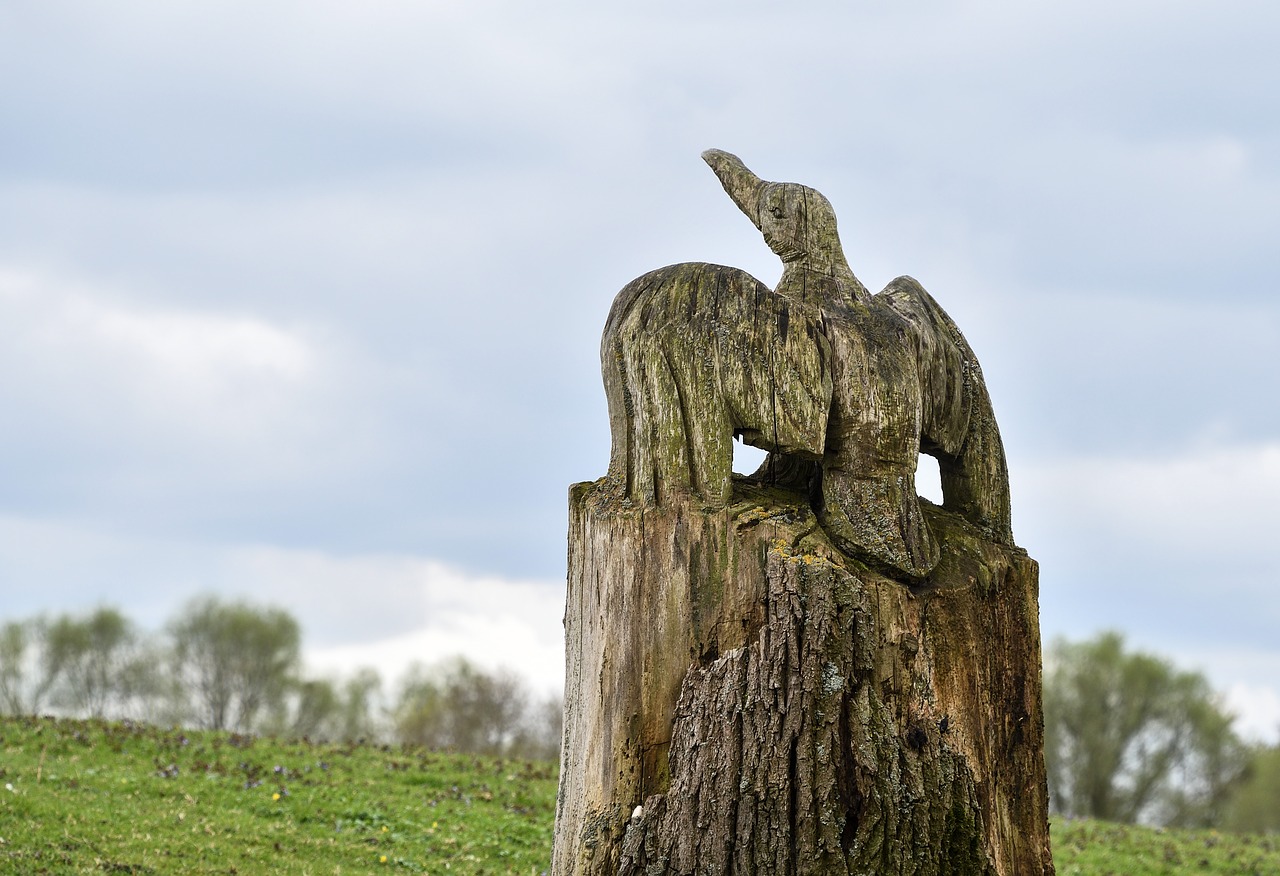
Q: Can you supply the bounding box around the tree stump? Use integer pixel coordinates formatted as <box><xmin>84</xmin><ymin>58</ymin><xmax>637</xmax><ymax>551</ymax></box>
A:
<box><xmin>553</xmin><ymin>151</ymin><xmax>1053</xmax><ymax>875</ymax></box>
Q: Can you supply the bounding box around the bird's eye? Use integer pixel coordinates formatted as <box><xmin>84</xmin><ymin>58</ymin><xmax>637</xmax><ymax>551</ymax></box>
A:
<box><xmin>769</xmin><ymin>207</ymin><xmax>784</xmax><ymax>219</ymax></box>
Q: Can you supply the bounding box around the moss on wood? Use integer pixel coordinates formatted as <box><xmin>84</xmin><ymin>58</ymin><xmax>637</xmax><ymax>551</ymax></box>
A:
<box><xmin>555</xmin><ymin>151</ymin><xmax>1051</xmax><ymax>876</ymax></box>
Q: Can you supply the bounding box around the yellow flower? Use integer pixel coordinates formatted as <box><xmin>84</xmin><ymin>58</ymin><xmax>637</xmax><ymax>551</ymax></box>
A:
<box><xmin>381</xmin><ymin>825</ymin><xmax>388</xmax><ymax>833</ymax></box>
<box><xmin>379</xmin><ymin>855</ymin><xmax>388</xmax><ymax>864</ymax></box>
<box><xmin>272</xmin><ymin>792</ymin><xmax>281</xmax><ymax>801</ymax></box>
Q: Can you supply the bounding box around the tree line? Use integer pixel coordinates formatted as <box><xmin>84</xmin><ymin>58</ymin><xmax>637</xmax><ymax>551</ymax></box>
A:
<box><xmin>3</xmin><ymin>601</ymin><xmax>1278</xmax><ymax>831</ymax></box>
<box><xmin>1043</xmin><ymin>631</ymin><xmax>1279</xmax><ymax>833</ymax></box>
<box><xmin>0</xmin><ymin>597</ymin><xmax>561</xmax><ymax>761</ymax></box>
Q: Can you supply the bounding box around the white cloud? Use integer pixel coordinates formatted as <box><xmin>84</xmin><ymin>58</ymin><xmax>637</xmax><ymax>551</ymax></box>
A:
<box><xmin>1021</xmin><ymin>444</ymin><xmax>1280</xmax><ymax>744</ymax></box>
<box><xmin>225</xmin><ymin>549</ymin><xmax>546</xmax><ymax>641</ymax></box>
<box><xmin>1224</xmin><ymin>682</ymin><xmax>1280</xmax><ymax>744</ymax></box>
<box><xmin>305</xmin><ymin>611</ymin><xmax>565</xmax><ymax>699</ymax></box>
<box><xmin>82</xmin><ymin>300</ymin><xmax>311</xmax><ymax>382</ymax></box>
<box><xmin>1017</xmin><ymin>443</ymin><xmax>1280</xmax><ymax>556</ymax></box>
<box><xmin>0</xmin><ymin>266</ymin><xmax>321</xmax><ymax>442</ymax></box>
<box><xmin>1</xmin><ymin>0</ymin><xmax>1278</xmax><ymax>747</ymax></box>
<box><xmin>0</xmin><ymin>517</ymin><xmax>566</xmax><ymax>694</ymax></box>
<box><xmin>225</xmin><ymin>548</ymin><xmax>565</xmax><ymax>693</ymax></box>
<box><xmin>1158</xmin><ymin>643</ymin><xmax>1280</xmax><ymax>743</ymax></box>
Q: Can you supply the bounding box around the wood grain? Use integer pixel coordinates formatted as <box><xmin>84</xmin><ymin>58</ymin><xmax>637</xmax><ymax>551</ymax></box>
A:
<box><xmin>554</xmin><ymin>151</ymin><xmax>1052</xmax><ymax>875</ymax></box>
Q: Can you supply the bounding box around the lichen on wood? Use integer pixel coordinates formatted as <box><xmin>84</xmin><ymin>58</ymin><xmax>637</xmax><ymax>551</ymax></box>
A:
<box><xmin>601</xmin><ymin>149</ymin><xmax>1010</xmax><ymax>578</ymax></box>
<box><xmin>554</xmin><ymin>151</ymin><xmax>1053</xmax><ymax>876</ymax></box>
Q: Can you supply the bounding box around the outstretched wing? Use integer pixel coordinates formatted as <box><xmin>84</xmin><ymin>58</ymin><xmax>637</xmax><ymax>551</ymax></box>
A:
<box><xmin>876</xmin><ymin>276</ymin><xmax>971</xmax><ymax>456</ymax></box>
<box><xmin>602</xmin><ymin>262</ymin><xmax>833</xmax><ymax>503</ymax></box>
<box><xmin>876</xmin><ymin>276</ymin><xmax>1013</xmax><ymax>543</ymax></box>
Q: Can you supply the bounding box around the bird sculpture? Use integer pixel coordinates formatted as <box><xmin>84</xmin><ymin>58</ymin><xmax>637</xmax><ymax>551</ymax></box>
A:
<box><xmin>601</xmin><ymin>150</ymin><xmax>1012</xmax><ymax>578</ymax></box>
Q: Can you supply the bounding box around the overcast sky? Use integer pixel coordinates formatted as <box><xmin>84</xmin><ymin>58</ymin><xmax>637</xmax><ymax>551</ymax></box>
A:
<box><xmin>2</xmin><ymin>1</ymin><xmax>1277</xmax><ymax>739</ymax></box>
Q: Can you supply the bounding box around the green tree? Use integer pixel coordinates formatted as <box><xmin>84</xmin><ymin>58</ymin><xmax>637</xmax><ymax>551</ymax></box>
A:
<box><xmin>1043</xmin><ymin>631</ymin><xmax>1248</xmax><ymax>826</ymax></box>
<box><xmin>8</xmin><ymin>617</ymin><xmax>64</xmax><ymax>714</ymax></box>
<box><xmin>395</xmin><ymin>664</ymin><xmax>445</xmax><ymax>747</ymax></box>
<box><xmin>393</xmin><ymin>658</ymin><xmax>528</xmax><ymax>755</ymax></box>
<box><xmin>510</xmin><ymin>693</ymin><xmax>563</xmax><ymax>762</ymax></box>
<box><xmin>1223</xmin><ymin>743</ymin><xmax>1280</xmax><ymax>834</ymax></box>
<box><xmin>0</xmin><ymin>620</ymin><xmax>31</xmax><ymax>715</ymax></box>
<box><xmin>263</xmin><ymin>677</ymin><xmax>341</xmax><ymax>740</ymax></box>
<box><xmin>336</xmin><ymin>667</ymin><xmax>383</xmax><ymax>742</ymax></box>
<box><xmin>43</xmin><ymin>607</ymin><xmax>153</xmax><ymax>718</ymax></box>
<box><xmin>170</xmin><ymin>597</ymin><xmax>301</xmax><ymax>731</ymax></box>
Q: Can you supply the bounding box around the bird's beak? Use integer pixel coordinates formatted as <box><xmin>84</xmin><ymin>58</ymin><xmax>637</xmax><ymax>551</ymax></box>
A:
<box><xmin>702</xmin><ymin>149</ymin><xmax>765</xmax><ymax>232</ymax></box>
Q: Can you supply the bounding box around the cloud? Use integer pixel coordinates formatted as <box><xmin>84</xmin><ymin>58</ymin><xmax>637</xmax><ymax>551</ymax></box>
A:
<box><xmin>1</xmin><ymin>266</ymin><xmax>312</xmax><ymax>403</ymax></box>
<box><xmin>220</xmin><ymin>545</ymin><xmax>567</xmax><ymax>693</ymax></box>
<box><xmin>7</xmin><ymin>270</ymin><xmax>313</xmax><ymax>439</ymax></box>
<box><xmin>0</xmin><ymin>515</ymin><xmax>566</xmax><ymax>691</ymax></box>
<box><xmin>305</xmin><ymin>606</ymin><xmax>565</xmax><ymax>698</ymax></box>
<box><xmin>0</xmin><ymin>263</ymin><xmax>413</xmax><ymax>559</ymax></box>
<box><xmin>84</xmin><ymin>300</ymin><xmax>311</xmax><ymax>382</ymax></box>
<box><xmin>1159</xmin><ymin>644</ymin><xmax>1280</xmax><ymax>744</ymax></box>
<box><xmin>222</xmin><ymin>548</ymin><xmax>561</xmax><ymax>645</ymax></box>
<box><xmin>1</xmin><ymin>0</ymin><xmax>1278</xmax><ymax>743</ymax></box>
<box><xmin>988</xmin><ymin>291</ymin><xmax>1280</xmax><ymax>461</ymax></box>
<box><xmin>1019</xmin><ymin>442</ymin><xmax>1280</xmax><ymax>727</ymax></box>
<box><xmin>0</xmin><ymin>265</ymin><xmax>343</xmax><ymax>474</ymax></box>
<box><xmin>1223</xmin><ymin>682</ymin><xmax>1280</xmax><ymax>744</ymax></box>
<box><xmin>1018</xmin><ymin>442</ymin><xmax>1280</xmax><ymax>563</ymax></box>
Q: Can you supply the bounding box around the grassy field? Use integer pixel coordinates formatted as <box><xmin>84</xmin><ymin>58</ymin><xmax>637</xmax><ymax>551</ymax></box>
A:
<box><xmin>2</xmin><ymin>715</ymin><xmax>1278</xmax><ymax>875</ymax></box>
<box><xmin>0</xmin><ymin>715</ymin><xmax>557</xmax><ymax>875</ymax></box>
<box><xmin>1052</xmin><ymin>819</ymin><xmax>1279</xmax><ymax>876</ymax></box>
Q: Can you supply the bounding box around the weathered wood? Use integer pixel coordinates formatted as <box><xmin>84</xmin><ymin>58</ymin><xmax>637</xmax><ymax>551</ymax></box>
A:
<box><xmin>601</xmin><ymin>150</ymin><xmax>1010</xmax><ymax>578</ymax></box>
<box><xmin>556</xmin><ymin>483</ymin><xmax>1051</xmax><ymax>875</ymax></box>
<box><xmin>602</xmin><ymin>262</ymin><xmax>832</xmax><ymax>507</ymax></box>
<box><xmin>555</xmin><ymin>151</ymin><xmax>1052</xmax><ymax>875</ymax></box>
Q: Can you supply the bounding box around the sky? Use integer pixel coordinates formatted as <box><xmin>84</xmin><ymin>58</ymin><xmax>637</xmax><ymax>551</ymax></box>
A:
<box><xmin>2</xmin><ymin>1</ymin><xmax>1278</xmax><ymax>739</ymax></box>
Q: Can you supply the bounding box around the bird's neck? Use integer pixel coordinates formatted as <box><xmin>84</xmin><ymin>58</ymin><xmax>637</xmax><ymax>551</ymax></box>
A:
<box><xmin>779</xmin><ymin>244</ymin><xmax>868</xmax><ymax>307</ymax></box>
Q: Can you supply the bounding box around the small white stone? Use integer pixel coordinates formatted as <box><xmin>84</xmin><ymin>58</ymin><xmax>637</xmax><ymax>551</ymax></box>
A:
<box><xmin>631</xmin><ymin>805</ymin><xmax>644</xmax><ymax>821</ymax></box>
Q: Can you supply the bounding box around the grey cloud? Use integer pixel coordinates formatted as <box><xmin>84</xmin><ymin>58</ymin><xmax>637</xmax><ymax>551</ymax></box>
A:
<box><xmin>0</xmin><ymin>1</ymin><xmax>1277</xmax><ymax>728</ymax></box>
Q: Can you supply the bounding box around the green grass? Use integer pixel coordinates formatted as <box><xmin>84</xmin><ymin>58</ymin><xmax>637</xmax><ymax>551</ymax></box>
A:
<box><xmin>1052</xmin><ymin>819</ymin><xmax>1280</xmax><ymax>875</ymax></box>
<box><xmin>0</xmin><ymin>715</ymin><xmax>557</xmax><ymax>875</ymax></box>
<box><xmin>4</xmin><ymin>716</ymin><xmax>1279</xmax><ymax>875</ymax></box>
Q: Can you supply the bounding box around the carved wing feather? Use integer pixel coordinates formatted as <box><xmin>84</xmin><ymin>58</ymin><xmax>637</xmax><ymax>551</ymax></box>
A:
<box><xmin>875</xmin><ymin>275</ymin><xmax>1013</xmax><ymax>543</ymax></box>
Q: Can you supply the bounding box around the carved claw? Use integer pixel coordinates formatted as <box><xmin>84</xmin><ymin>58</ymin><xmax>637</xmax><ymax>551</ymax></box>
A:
<box><xmin>817</xmin><ymin>470</ymin><xmax>942</xmax><ymax>578</ymax></box>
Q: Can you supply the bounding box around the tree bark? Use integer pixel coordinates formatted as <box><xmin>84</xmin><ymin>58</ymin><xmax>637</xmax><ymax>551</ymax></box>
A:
<box><xmin>553</xmin><ymin>479</ymin><xmax>1053</xmax><ymax>875</ymax></box>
